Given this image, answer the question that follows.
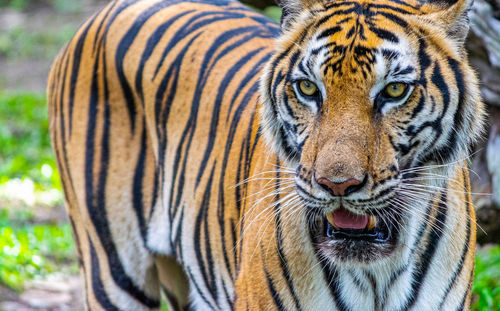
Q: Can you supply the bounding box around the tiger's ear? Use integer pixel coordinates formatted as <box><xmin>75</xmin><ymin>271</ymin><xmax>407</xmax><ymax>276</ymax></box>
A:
<box><xmin>421</xmin><ymin>0</ymin><xmax>473</xmax><ymax>45</ymax></box>
<box><xmin>276</xmin><ymin>0</ymin><xmax>315</xmax><ymax>30</ymax></box>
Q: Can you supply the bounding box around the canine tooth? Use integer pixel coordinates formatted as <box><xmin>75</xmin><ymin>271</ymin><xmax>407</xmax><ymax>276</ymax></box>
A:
<box><xmin>326</xmin><ymin>213</ymin><xmax>338</xmax><ymax>228</ymax></box>
<box><xmin>367</xmin><ymin>216</ymin><xmax>377</xmax><ymax>230</ymax></box>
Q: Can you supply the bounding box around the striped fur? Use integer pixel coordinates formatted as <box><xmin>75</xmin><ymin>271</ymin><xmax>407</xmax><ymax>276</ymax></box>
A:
<box><xmin>47</xmin><ymin>0</ymin><xmax>485</xmax><ymax>310</ymax></box>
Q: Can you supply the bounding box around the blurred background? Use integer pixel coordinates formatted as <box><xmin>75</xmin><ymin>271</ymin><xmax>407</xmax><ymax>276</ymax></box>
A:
<box><xmin>0</xmin><ymin>0</ymin><xmax>499</xmax><ymax>310</ymax></box>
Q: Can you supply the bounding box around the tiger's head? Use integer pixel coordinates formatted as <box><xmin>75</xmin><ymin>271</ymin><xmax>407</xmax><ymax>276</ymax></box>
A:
<box><xmin>259</xmin><ymin>0</ymin><xmax>485</xmax><ymax>264</ymax></box>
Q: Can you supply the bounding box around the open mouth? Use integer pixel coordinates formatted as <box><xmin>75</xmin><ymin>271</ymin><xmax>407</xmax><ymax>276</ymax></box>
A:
<box><xmin>311</xmin><ymin>206</ymin><xmax>400</xmax><ymax>262</ymax></box>
<box><xmin>325</xmin><ymin>207</ymin><xmax>391</xmax><ymax>243</ymax></box>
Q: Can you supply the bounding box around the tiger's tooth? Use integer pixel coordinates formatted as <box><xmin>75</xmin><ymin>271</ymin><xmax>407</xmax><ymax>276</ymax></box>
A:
<box><xmin>367</xmin><ymin>216</ymin><xmax>377</xmax><ymax>230</ymax></box>
<box><xmin>326</xmin><ymin>213</ymin><xmax>339</xmax><ymax>229</ymax></box>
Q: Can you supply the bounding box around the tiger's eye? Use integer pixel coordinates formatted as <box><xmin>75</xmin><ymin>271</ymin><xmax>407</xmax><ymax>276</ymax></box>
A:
<box><xmin>298</xmin><ymin>80</ymin><xmax>318</xmax><ymax>96</ymax></box>
<box><xmin>384</xmin><ymin>82</ymin><xmax>407</xmax><ymax>98</ymax></box>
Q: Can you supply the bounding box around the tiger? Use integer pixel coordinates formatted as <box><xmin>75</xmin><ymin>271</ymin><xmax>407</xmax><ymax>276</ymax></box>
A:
<box><xmin>47</xmin><ymin>0</ymin><xmax>486</xmax><ymax>309</ymax></box>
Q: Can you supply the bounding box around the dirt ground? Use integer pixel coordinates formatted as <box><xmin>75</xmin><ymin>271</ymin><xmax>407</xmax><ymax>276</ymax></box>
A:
<box><xmin>0</xmin><ymin>275</ymin><xmax>83</xmax><ymax>311</ymax></box>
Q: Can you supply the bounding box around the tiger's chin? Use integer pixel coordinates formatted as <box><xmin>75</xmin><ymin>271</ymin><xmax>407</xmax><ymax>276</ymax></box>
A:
<box><xmin>311</xmin><ymin>206</ymin><xmax>402</xmax><ymax>263</ymax></box>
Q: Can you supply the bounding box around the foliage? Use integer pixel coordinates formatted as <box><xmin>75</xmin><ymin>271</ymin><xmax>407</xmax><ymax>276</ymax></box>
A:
<box><xmin>259</xmin><ymin>6</ymin><xmax>281</xmax><ymax>23</ymax></box>
<box><xmin>473</xmin><ymin>245</ymin><xmax>500</xmax><ymax>310</ymax></box>
<box><xmin>0</xmin><ymin>25</ymin><xmax>77</xmax><ymax>60</ymax></box>
<box><xmin>0</xmin><ymin>92</ymin><xmax>74</xmax><ymax>291</ymax></box>
<box><xmin>0</xmin><ymin>0</ymin><xmax>81</xmax><ymax>12</ymax></box>
<box><xmin>0</xmin><ymin>209</ymin><xmax>77</xmax><ymax>290</ymax></box>
<box><xmin>0</xmin><ymin>0</ymin><xmax>30</xmax><ymax>11</ymax></box>
<box><xmin>0</xmin><ymin>92</ymin><xmax>60</xmax><ymax>191</ymax></box>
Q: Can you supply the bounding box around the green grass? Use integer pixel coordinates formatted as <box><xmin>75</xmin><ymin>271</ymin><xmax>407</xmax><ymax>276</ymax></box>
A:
<box><xmin>0</xmin><ymin>91</ymin><xmax>74</xmax><ymax>291</ymax></box>
<box><xmin>473</xmin><ymin>245</ymin><xmax>500</xmax><ymax>310</ymax></box>
<box><xmin>0</xmin><ymin>92</ymin><xmax>60</xmax><ymax>191</ymax></box>
<box><xmin>0</xmin><ymin>209</ymin><xmax>77</xmax><ymax>290</ymax></box>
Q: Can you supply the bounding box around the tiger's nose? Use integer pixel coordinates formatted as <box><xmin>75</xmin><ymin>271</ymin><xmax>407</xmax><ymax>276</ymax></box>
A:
<box><xmin>316</xmin><ymin>176</ymin><xmax>365</xmax><ymax>196</ymax></box>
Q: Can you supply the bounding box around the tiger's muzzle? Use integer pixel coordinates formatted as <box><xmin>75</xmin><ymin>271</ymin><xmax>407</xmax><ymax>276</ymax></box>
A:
<box><xmin>295</xmin><ymin>162</ymin><xmax>404</xmax><ymax>263</ymax></box>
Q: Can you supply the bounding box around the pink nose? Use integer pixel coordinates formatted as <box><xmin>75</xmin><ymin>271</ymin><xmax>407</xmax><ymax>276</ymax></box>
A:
<box><xmin>316</xmin><ymin>177</ymin><xmax>364</xmax><ymax>196</ymax></box>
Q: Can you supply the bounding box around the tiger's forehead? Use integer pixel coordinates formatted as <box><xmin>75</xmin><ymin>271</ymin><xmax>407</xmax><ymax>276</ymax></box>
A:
<box><xmin>297</xmin><ymin>0</ymin><xmax>420</xmax><ymax>87</ymax></box>
<box><xmin>317</xmin><ymin>0</ymin><xmax>423</xmax><ymax>16</ymax></box>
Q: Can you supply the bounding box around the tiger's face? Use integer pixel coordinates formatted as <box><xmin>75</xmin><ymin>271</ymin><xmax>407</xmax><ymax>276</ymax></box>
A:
<box><xmin>260</xmin><ymin>0</ymin><xmax>484</xmax><ymax>264</ymax></box>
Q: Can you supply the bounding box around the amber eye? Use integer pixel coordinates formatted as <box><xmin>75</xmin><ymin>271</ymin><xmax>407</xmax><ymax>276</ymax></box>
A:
<box><xmin>298</xmin><ymin>80</ymin><xmax>318</xmax><ymax>96</ymax></box>
<box><xmin>384</xmin><ymin>82</ymin><xmax>407</xmax><ymax>98</ymax></box>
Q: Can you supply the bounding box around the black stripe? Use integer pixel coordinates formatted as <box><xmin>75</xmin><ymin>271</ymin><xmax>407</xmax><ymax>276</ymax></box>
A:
<box><xmin>203</xmin><ymin>163</ymin><xmax>218</xmax><ymax>302</ymax></box>
<box><xmin>135</xmin><ymin>10</ymin><xmax>196</xmax><ymax>105</ymax></box>
<box><xmin>431</xmin><ymin>61</ymin><xmax>451</xmax><ymax>122</ymax></box>
<box><xmin>380</xmin><ymin>264</ymin><xmax>409</xmax><ymax>310</ymax></box>
<box><xmin>263</xmin><ymin>263</ymin><xmax>287</xmax><ymax>311</ymax></box>
<box><xmin>115</xmin><ymin>1</ymin><xmax>174</xmax><ymax>133</ymax></box>
<box><xmin>69</xmin><ymin>216</ymin><xmax>84</xmax><ymax>267</ymax></box>
<box><xmin>438</xmin><ymin>169</ymin><xmax>472</xmax><ymax>308</ymax></box>
<box><xmin>132</xmin><ymin>121</ymin><xmax>149</xmax><ymax>242</ymax></box>
<box><xmin>308</xmin><ymin>228</ymin><xmax>351</xmax><ymax>311</ymax></box>
<box><xmin>56</xmin><ymin>51</ymin><xmax>78</xmax><ymax>206</ymax></box>
<box><xmin>447</xmin><ymin>57</ymin><xmax>466</xmax><ymax>141</ymax></box>
<box><xmin>365</xmin><ymin>272</ymin><xmax>380</xmax><ymax>310</ymax></box>
<box><xmin>377</xmin><ymin>11</ymin><xmax>409</xmax><ymax>28</ymax></box>
<box><xmin>195</xmin><ymin>43</ymin><xmax>266</xmax><ymax>187</ymax></box>
<box><xmin>68</xmin><ymin>15</ymin><xmax>95</xmax><ymax>136</ymax></box>
<box><xmin>317</xmin><ymin>26</ymin><xmax>342</xmax><ymax>40</ymax></box>
<box><xmin>218</xmin><ymin>80</ymin><xmax>263</xmax><ymax>285</ymax></box>
<box><xmin>226</xmin><ymin>47</ymin><xmax>271</xmax><ymax>119</ymax></box>
<box><xmin>417</xmin><ymin>37</ymin><xmax>431</xmax><ymax>88</ymax></box>
<box><xmin>348</xmin><ymin>270</ymin><xmax>368</xmax><ymax>294</ymax></box>
<box><xmin>169</xmin><ymin>13</ymin><xmax>268</xmax><ymax>227</ymax></box>
<box><xmin>236</xmin><ymin>112</ymin><xmax>261</xmax><ymax>270</ymax></box>
<box><xmin>417</xmin><ymin>61</ymin><xmax>455</xmax><ymax>164</ymax></box>
<box><xmin>409</xmin><ymin>90</ymin><xmax>426</xmax><ymax>119</ymax></box>
<box><xmin>85</xmin><ymin>39</ymin><xmax>159</xmax><ymax>308</ymax></box>
<box><xmin>274</xmin><ymin>165</ymin><xmax>303</xmax><ymax>311</ymax></box>
<box><xmin>456</xmin><ymin>269</ymin><xmax>474</xmax><ymax>311</ymax></box>
<box><xmin>92</xmin><ymin>1</ymin><xmax>119</xmax><ymax>54</ymax></box>
<box><xmin>385</xmin><ymin>0</ymin><xmax>421</xmax><ymax>10</ymax></box>
<box><xmin>316</xmin><ymin>5</ymin><xmax>358</xmax><ymax>27</ymax></box>
<box><xmin>153</xmin><ymin>10</ymin><xmax>248</xmax><ymax>78</ymax></box>
<box><xmin>89</xmin><ymin>237</ymin><xmax>121</xmax><ymax>311</ymax></box>
<box><xmin>88</xmin><ymin>0</ymin><xmax>139</xmax><ymax>135</ymax></box>
<box><xmin>161</xmin><ymin>33</ymin><xmax>202</xmax><ymax>253</ymax></box>
<box><xmin>433</xmin><ymin>0</ymin><xmax>459</xmax><ymax>6</ymax></box>
<box><xmin>401</xmin><ymin>191</ymin><xmax>448</xmax><ymax>310</ymax></box>
<box><xmin>370</xmin><ymin>3</ymin><xmax>414</xmax><ymax>15</ymax></box>
<box><xmin>185</xmin><ymin>266</ymin><xmax>216</xmax><ymax>309</ymax></box>
<box><xmin>193</xmin><ymin>163</ymin><xmax>218</xmax><ymax>309</ymax></box>
<box><xmin>147</xmin><ymin>158</ymin><xmax>160</xmax><ymax>222</ymax></box>
<box><xmin>369</xmin><ymin>26</ymin><xmax>399</xmax><ymax>42</ymax></box>
<box><xmin>318</xmin><ymin>2</ymin><xmax>414</xmax><ymax>30</ymax></box>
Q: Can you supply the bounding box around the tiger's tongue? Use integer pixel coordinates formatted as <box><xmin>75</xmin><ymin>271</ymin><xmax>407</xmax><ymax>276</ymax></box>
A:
<box><xmin>332</xmin><ymin>207</ymin><xmax>369</xmax><ymax>229</ymax></box>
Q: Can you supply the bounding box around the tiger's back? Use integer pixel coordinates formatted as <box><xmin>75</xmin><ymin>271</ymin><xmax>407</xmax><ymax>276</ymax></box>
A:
<box><xmin>48</xmin><ymin>1</ymin><xmax>279</xmax><ymax>309</ymax></box>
